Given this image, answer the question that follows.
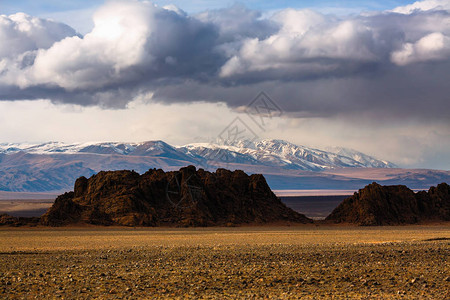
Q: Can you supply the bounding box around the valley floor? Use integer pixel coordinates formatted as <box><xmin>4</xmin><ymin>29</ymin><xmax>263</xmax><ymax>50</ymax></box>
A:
<box><xmin>0</xmin><ymin>225</ymin><xmax>449</xmax><ymax>299</ymax></box>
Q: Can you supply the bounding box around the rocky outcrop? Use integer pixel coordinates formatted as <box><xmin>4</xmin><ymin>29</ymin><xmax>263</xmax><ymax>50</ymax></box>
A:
<box><xmin>326</xmin><ymin>182</ymin><xmax>450</xmax><ymax>225</ymax></box>
<box><xmin>41</xmin><ymin>166</ymin><xmax>312</xmax><ymax>226</ymax></box>
<box><xmin>0</xmin><ymin>214</ymin><xmax>40</xmax><ymax>227</ymax></box>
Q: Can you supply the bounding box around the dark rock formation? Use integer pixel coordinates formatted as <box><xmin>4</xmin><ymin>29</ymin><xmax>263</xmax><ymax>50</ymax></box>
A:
<box><xmin>0</xmin><ymin>214</ymin><xmax>40</xmax><ymax>227</ymax></box>
<box><xmin>41</xmin><ymin>166</ymin><xmax>311</xmax><ymax>226</ymax></box>
<box><xmin>326</xmin><ymin>182</ymin><xmax>450</xmax><ymax>225</ymax></box>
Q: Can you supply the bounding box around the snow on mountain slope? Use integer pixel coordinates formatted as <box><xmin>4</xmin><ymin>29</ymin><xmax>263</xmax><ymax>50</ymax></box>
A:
<box><xmin>0</xmin><ymin>141</ymin><xmax>192</xmax><ymax>161</ymax></box>
<box><xmin>0</xmin><ymin>139</ymin><xmax>395</xmax><ymax>171</ymax></box>
<box><xmin>325</xmin><ymin>146</ymin><xmax>397</xmax><ymax>168</ymax></box>
<box><xmin>0</xmin><ymin>142</ymin><xmax>130</xmax><ymax>154</ymax></box>
<box><xmin>179</xmin><ymin>139</ymin><xmax>395</xmax><ymax>170</ymax></box>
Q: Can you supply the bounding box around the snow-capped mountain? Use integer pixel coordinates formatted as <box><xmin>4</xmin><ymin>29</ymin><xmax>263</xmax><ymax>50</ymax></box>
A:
<box><xmin>0</xmin><ymin>140</ymin><xmax>175</xmax><ymax>156</ymax></box>
<box><xmin>178</xmin><ymin>139</ymin><xmax>396</xmax><ymax>170</ymax></box>
<box><xmin>0</xmin><ymin>139</ymin><xmax>449</xmax><ymax>193</ymax></box>
<box><xmin>0</xmin><ymin>139</ymin><xmax>395</xmax><ymax>170</ymax></box>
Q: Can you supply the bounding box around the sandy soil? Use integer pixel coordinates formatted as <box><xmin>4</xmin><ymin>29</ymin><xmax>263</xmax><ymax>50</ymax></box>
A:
<box><xmin>0</xmin><ymin>225</ymin><xmax>449</xmax><ymax>299</ymax></box>
<box><xmin>0</xmin><ymin>200</ymin><xmax>53</xmax><ymax>217</ymax></box>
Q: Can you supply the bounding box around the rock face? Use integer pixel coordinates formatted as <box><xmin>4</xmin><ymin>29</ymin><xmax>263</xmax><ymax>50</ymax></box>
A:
<box><xmin>326</xmin><ymin>182</ymin><xmax>450</xmax><ymax>225</ymax></box>
<box><xmin>41</xmin><ymin>166</ymin><xmax>311</xmax><ymax>226</ymax></box>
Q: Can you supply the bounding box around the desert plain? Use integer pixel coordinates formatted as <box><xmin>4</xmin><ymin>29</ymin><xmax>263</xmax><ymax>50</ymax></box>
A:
<box><xmin>0</xmin><ymin>225</ymin><xmax>449</xmax><ymax>299</ymax></box>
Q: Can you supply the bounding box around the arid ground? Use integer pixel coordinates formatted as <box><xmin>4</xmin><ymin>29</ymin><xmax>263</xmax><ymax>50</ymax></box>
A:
<box><xmin>1</xmin><ymin>225</ymin><xmax>449</xmax><ymax>299</ymax></box>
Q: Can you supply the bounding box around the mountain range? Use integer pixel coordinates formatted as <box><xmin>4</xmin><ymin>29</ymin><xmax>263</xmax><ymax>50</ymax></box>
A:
<box><xmin>0</xmin><ymin>139</ymin><xmax>449</xmax><ymax>193</ymax></box>
<box><xmin>0</xmin><ymin>139</ymin><xmax>395</xmax><ymax>170</ymax></box>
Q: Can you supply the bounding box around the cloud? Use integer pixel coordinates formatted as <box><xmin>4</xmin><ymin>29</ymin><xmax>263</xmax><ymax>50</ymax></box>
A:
<box><xmin>391</xmin><ymin>0</ymin><xmax>450</xmax><ymax>14</ymax></box>
<box><xmin>0</xmin><ymin>0</ymin><xmax>222</xmax><ymax>106</ymax></box>
<box><xmin>0</xmin><ymin>0</ymin><xmax>450</xmax><ymax>125</ymax></box>
<box><xmin>22</xmin><ymin>1</ymin><xmax>157</xmax><ymax>90</ymax></box>
<box><xmin>218</xmin><ymin>9</ymin><xmax>378</xmax><ymax>79</ymax></box>
<box><xmin>0</xmin><ymin>12</ymin><xmax>78</xmax><ymax>58</ymax></box>
<box><xmin>195</xmin><ymin>4</ymin><xmax>277</xmax><ymax>43</ymax></box>
<box><xmin>391</xmin><ymin>32</ymin><xmax>450</xmax><ymax>65</ymax></box>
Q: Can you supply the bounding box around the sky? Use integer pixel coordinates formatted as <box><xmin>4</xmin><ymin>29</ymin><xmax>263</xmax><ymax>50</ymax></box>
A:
<box><xmin>1</xmin><ymin>0</ymin><xmax>450</xmax><ymax>170</ymax></box>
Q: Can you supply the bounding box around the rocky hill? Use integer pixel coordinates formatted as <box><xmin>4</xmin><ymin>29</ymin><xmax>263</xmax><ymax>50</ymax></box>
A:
<box><xmin>40</xmin><ymin>166</ymin><xmax>311</xmax><ymax>227</ymax></box>
<box><xmin>326</xmin><ymin>182</ymin><xmax>450</xmax><ymax>225</ymax></box>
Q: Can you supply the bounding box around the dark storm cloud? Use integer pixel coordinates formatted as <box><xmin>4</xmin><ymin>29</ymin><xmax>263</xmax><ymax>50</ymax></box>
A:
<box><xmin>151</xmin><ymin>61</ymin><xmax>450</xmax><ymax>122</ymax></box>
<box><xmin>1</xmin><ymin>0</ymin><xmax>450</xmax><ymax>121</ymax></box>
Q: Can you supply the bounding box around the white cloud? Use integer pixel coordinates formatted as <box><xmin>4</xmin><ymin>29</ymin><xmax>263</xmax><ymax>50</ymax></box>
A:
<box><xmin>0</xmin><ymin>12</ymin><xmax>78</xmax><ymax>91</ymax></box>
<box><xmin>391</xmin><ymin>32</ymin><xmax>450</xmax><ymax>65</ymax></box>
<box><xmin>271</xmin><ymin>9</ymin><xmax>326</xmax><ymax>35</ymax></box>
<box><xmin>11</xmin><ymin>1</ymin><xmax>156</xmax><ymax>90</ymax></box>
<box><xmin>162</xmin><ymin>4</ymin><xmax>187</xmax><ymax>16</ymax></box>
<box><xmin>2</xmin><ymin>1</ymin><xmax>450</xmax><ymax>102</ymax></box>
<box><xmin>1</xmin><ymin>0</ymin><xmax>218</xmax><ymax>96</ymax></box>
<box><xmin>392</xmin><ymin>0</ymin><xmax>450</xmax><ymax>14</ymax></box>
<box><xmin>219</xmin><ymin>9</ymin><xmax>377</xmax><ymax>78</ymax></box>
<box><xmin>0</xmin><ymin>12</ymin><xmax>77</xmax><ymax>58</ymax></box>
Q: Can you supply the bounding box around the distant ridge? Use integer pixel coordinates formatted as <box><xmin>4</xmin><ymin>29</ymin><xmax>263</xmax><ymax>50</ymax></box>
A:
<box><xmin>326</xmin><ymin>182</ymin><xmax>450</xmax><ymax>225</ymax></box>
